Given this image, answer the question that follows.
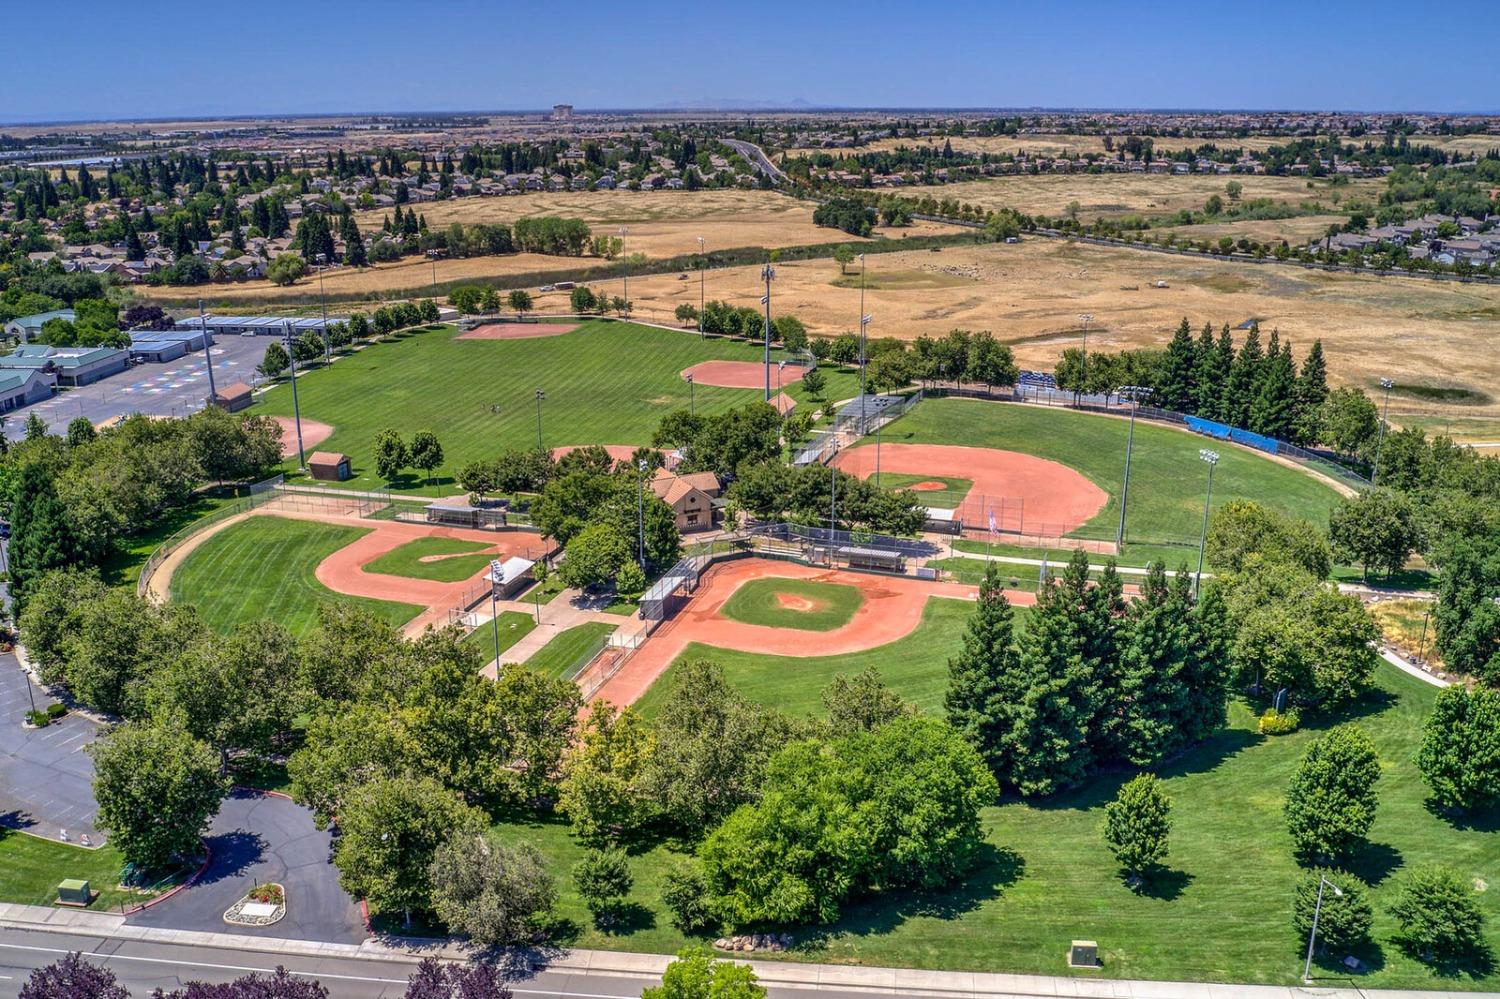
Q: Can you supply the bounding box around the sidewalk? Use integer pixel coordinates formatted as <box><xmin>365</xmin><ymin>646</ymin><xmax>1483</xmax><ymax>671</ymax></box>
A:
<box><xmin>0</xmin><ymin>901</ymin><xmax>1440</xmax><ymax>999</ymax></box>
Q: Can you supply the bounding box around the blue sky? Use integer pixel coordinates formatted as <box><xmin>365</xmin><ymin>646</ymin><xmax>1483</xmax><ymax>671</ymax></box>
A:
<box><xmin>5</xmin><ymin>0</ymin><xmax>1499</xmax><ymax>123</ymax></box>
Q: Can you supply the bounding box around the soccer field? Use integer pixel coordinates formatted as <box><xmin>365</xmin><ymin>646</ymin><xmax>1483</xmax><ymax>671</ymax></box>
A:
<box><xmin>254</xmin><ymin>321</ymin><xmax>859</xmax><ymax>494</ymax></box>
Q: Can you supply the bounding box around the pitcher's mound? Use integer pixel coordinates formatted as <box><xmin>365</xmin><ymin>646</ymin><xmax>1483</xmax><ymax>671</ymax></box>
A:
<box><xmin>682</xmin><ymin>360</ymin><xmax>806</xmax><ymax>389</ymax></box>
<box><xmin>910</xmin><ymin>480</ymin><xmax>949</xmax><ymax>491</ymax></box>
<box><xmin>458</xmin><ymin>322</ymin><xmax>579</xmax><ymax>340</ymax></box>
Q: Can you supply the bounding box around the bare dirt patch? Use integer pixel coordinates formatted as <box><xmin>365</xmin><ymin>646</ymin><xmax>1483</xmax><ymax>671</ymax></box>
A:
<box><xmin>910</xmin><ymin>480</ymin><xmax>949</xmax><ymax>491</ymax></box>
<box><xmin>682</xmin><ymin>360</ymin><xmax>806</xmax><ymax>389</ymax></box>
<box><xmin>274</xmin><ymin>417</ymin><xmax>334</xmax><ymax>459</ymax></box>
<box><xmin>773</xmin><ymin>592</ymin><xmax>828</xmax><ymax>613</ymax></box>
<box><xmin>457</xmin><ymin>322</ymin><xmax>579</xmax><ymax>340</ymax></box>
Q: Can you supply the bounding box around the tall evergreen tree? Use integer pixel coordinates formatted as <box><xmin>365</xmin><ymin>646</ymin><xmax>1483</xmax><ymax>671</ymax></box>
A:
<box><xmin>1191</xmin><ymin>321</ymin><xmax>1218</xmax><ymax>417</ymax></box>
<box><xmin>123</xmin><ymin>215</ymin><xmax>145</xmax><ymax>261</ymax></box>
<box><xmin>341</xmin><ymin>213</ymin><xmax>367</xmax><ymax>267</ymax></box>
<box><xmin>1250</xmin><ymin>339</ymin><xmax>1299</xmax><ymax>440</ymax></box>
<box><xmin>945</xmin><ymin>565</ymin><xmax>1029</xmax><ymax>778</ymax></box>
<box><xmin>1156</xmin><ymin>318</ymin><xmax>1197</xmax><ymax>412</ymax></box>
<box><xmin>8</xmin><ymin>464</ymin><xmax>84</xmax><ymax>610</ymax></box>
<box><xmin>1294</xmin><ymin>340</ymin><xmax>1329</xmax><ymax>445</ymax></box>
<box><xmin>1181</xmin><ymin>576</ymin><xmax>1231</xmax><ymax>744</ymax></box>
<box><xmin>1118</xmin><ymin>563</ymin><xmax>1191</xmax><ymax>766</ymax></box>
<box><xmin>1224</xmin><ymin>323</ymin><xmax>1263</xmax><ymax>428</ymax></box>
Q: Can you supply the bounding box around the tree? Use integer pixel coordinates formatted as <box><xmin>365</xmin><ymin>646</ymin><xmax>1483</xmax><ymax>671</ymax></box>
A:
<box><xmin>675</xmin><ymin>303</ymin><xmax>699</xmax><ymax>325</ymax></box>
<box><xmin>1206</xmin><ymin>500</ymin><xmax>1331</xmax><ymax>578</ymax></box>
<box><xmin>1415</xmin><ymin>685</ymin><xmax>1500</xmax><ymax>814</ymax></box>
<box><xmin>1294</xmin><ymin>340</ymin><xmax>1329</xmax><ymax>444</ymax></box>
<box><xmin>402</xmin><ymin>959</ymin><xmax>512</xmax><ymax>999</ymax></box>
<box><xmin>91</xmin><ymin>721</ymin><xmax>227</xmax><ymax>871</ymax></box>
<box><xmin>574</xmin><ymin>847</ymin><xmax>633</xmax><ymax>927</ymax></box>
<box><xmin>556</xmin><ymin>522</ymin><xmax>631</xmax><ymax>591</ymax></box>
<box><xmin>373</xmin><ymin>428</ymin><xmax>408</xmax><ymax>482</ymax></box>
<box><xmin>1223</xmin><ymin>324</ymin><xmax>1263</xmax><ymax>428</ymax></box>
<box><xmin>7</xmin><ymin>463</ymin><xmax>84</xmax><ymax>610</ymax></box>
<box><xmin>429</xmin><ymin>831</ymin><xmax>556</xmax><ymax>945</ymax></box>
<box><xmin>822</xmin><ymin>666</ymin><xmax>914</xmax><ymax>736</ymax></box>
<box><xmin>258</xmin><ymin>340</ymin><xmax>290</xmax><ymax>379</ymax></box>
<box><xmin>1318</xmin><ymin>386</ymin><xmax>1381</xmax><ymax>458</ymax></box>
<box><xmin>65</xmin><ymin>416</ymin><xmax>96</xmax><ymax>448</ymax></box>
<box><xmin>19</xmin><ymin>953</ymin><xmax>130</xmax><ymax>999</ymax></box>
<box><xmin>643</xmin><ymin>947</ymin><xmax>766</xmax><ymax>999</ymax></box>
<box><xmin>1292</xmin><ymin>869</ymin><xmax>1373</xmax><ymax>957</ymax></box>
<box><xmin>266</xmin><ymin>253</ymin><xmax>307</xmax><ymax>286</ymax></box>
<box><xmin>1387</xmin><ymin>864</ymin><xmax>1488</xmax><ymax>966</ymax></box>
<box><xmin>570</xmin><ymin>285</ymin><xmax>598</xmax><ymax>313</ymax></box>
<box><xmin>1101</xmin><ymin>773</ymin><xmax>1172</xmax><ymax>882</ymax></box>
<box><xmin>560</xmin><ymin>702</ymin><xmax>658</xmax><ymax>843</ymax></box>
<box><xmin>333</xmin><ymin>775</ymin><xmax>483</xmax><ymax>926</ymax></box>
<box><xmin>1156</xmin><ymin>318</ymin><xmax>1197</xmax><ymax>412</ymax></box>
<box><xmin>1284</xmin><ymin>724</ymin><xmax>1381</xmax><ymax>862</ymax></box>
<box><xmin>408</xmin><ymin>430</ymin><xmax>443</xmax><ymax>485</ymax></box>
<box><xmin>1328</xmin><ymin>489</ymin><xmax>1420</xmax><ymax>580</ymax></box>
<box><xmin>799</xmin><ymin>366</ymin><xmax>826</xmax><ymax>400</ymax></box>
<box><xmin>1117</xmin><ymin>564</ymin><xmax>1196</xmax><ymax>766</ymax></box>
<box><xmin>507</xmin><ymin>289</ymin><xmax>533</xmax><ymax>317</ymax></box>
<box><xmin>17</xmin><ymin>568</ymin><xmax>105</xmax><ymax>684</ymax></box>
<box><xmin>832</xmin><ymin>244</ymin><xmax>856</xmax><ymax>275</ymax></box>
<box><xmin>1432</xmin><ymin>532</ymin><xmax>1500</xmax><ymax>684</ymax></box>
<box><xmin>944</xmin><ymin>564</ymin><xmax>1029</xmax><ymax>779</ymax></box>
<box><xmin>154</xmin><ymin>968</ymin><xmax>331</xmax><ymax>999</ymax></box>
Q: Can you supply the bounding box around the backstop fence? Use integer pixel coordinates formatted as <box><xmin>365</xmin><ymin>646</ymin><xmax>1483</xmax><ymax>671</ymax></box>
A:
<box><xmin>794</xmin><ymin>389</ymin><xmax>925</xmax><ymax>467</ymax></box>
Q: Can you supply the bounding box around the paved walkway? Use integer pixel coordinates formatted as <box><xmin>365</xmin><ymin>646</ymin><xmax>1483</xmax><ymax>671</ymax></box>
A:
<box><xmin>470</xmin><ymin>589</ymin><xmax>633</xmax><ymax>677</ymax></box>
<box><xmin>0</xmin><ymin>902</ymin><xmax>1457</xmax><ymax>999</ymax></box>
<box><xmin>0</xmin><ymin>656</ymin><xmax>102</xmax><ymax>845</ymax></box>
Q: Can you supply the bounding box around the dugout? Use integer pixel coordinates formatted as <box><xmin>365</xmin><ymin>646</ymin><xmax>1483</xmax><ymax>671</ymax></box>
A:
<box><xmin>424</xmin><ymin>500</ymin><xmax>507</xmax><ymax>530</ymax></box>
<box><xmin>833</xmin><ymin>544</ymin><xmax>906</xmax><ymax>573</ymax></box>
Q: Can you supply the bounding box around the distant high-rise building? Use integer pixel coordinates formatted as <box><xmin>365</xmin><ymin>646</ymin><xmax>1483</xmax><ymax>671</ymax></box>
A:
<box><xmin>552</xmin><ymin>104</ymin><xmax>574</xmax><ymax>121</ymax></box>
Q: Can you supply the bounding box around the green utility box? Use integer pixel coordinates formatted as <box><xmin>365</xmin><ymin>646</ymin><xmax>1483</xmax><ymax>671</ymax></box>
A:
<box><xmin>56</xmin><ymin>879</ymin><xmax>93</xmax><ymax>906</ymax></box>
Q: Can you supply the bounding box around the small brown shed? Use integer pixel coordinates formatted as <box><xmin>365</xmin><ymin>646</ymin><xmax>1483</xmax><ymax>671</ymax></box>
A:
<box><xmin>307</xmin><ymin>451</ymin><xmax>352</xmax><ymax>481</ymax></box>
<box><xmin>210</xmin><ymin>382</ymin><xmax>253</xmax><ymax>413</ymax></box>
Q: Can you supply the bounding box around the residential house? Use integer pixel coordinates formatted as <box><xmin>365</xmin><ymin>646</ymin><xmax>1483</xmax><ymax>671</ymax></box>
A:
<box><xmin>649</xmin><ymin>469</ymin><xmax>721</xmax><ymax>533</ymax></box>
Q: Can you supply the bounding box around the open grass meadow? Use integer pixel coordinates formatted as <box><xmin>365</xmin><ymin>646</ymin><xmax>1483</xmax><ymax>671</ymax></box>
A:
<box><xmin>0</xmin><ymin>830</ymin><xmax>144</xmax><ymax>910</ymax></box>
<box><xmin>169</xmin><ymin>515</ymin><xmax>423</xmax><ymax>635</ymax></box>
<box><xmin>718</xmin><ymin>577</ymin><xmax>866</xmax><ymax>632</ymax></box>
<box><xmin>870</xmin><ymin>397</ymin><xmax>1346</xmax><ymax>556</ymax></box>
<box><xmin>497</xmin><ymin>656</ymin><xmax>1500</xmax><ymax>989</ymax></box>
<box><xmin>362</xmin><ymin>536</ymin><xmax>496</xmax><ymax>583</ymax></box>
<box><xmin>253</xmin><ymin>321</ymin><xmax>861</xmax><ymax>494</ymax></box>
<box><xmin>524</xmin><ymin>621</ymin><xmax>618</xmax><ymax>679</ymax></box>
<box><xmin>461</xmin><ymin>610</ymin><xmax>537</xmax><ymax>664</ymax></box>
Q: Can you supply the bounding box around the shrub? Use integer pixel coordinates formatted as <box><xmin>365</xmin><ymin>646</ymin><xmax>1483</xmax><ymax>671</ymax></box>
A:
<box><xmin>1259</xmin><ymin>708</ymin><xmax>1300</xmax><ymax>735</ymax></box>
<box><xmin>1291</xmin><ymin>869</ymin><xmax>1373</xmax><ymax>956</ymax></box>
<box><xmin>661</xmin><ymin>861</ymin><xmax>717</xmax><ymax>934</ymax></box>
<box><xmin>248</xmin><ymin>883</ymin><xmax>285</xmax><ymax>905</ymax></box>
<box><xmin>1101</xmin><ymin>773</ymin><xmax>1172</xmax><ymax>881</ymax></box>
<box><xmin>25</xmin><ymin>710</ymin><xmax>50</xmax><ymax>728</ymax></box>
<box><xmin>1415</xmin><ymin>685</ymin><xmax>1500</xmax><ymax>814</ymax></box>
<box><xmin>1387</xmin><ymin>864</ymin><xmax>1488</xmax><ymax>965</ymax></box>
<box><xmin>46</xmin><ymin>702</ymin><xmax>66</xmax><ymax>719</ymax></box>
<box><xmin>574</xmin><ymin>847</ymin><xmax>633</xmax><ymax>927</ymax></box>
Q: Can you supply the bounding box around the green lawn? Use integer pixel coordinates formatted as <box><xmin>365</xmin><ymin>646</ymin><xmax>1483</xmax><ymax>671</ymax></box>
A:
<box><xmin>498</xmin><ymin>661</ymin><xmax>1500</xmax><ymax>989</ymax></box>
<box><xmin>169</xmin><ymin>515</ymin><xmax>424</xmax><ymax>636</ymax></box>
<box><xmin>876</xmin><ymin>472</ymin><xmax>974</xmax><ymax>509</ymax></box>
<box><xmin>254</xmin><ymin>322</ymin><xmax>861</xmax><ymax>495</ymax></box>
<box><xmin>462</xmin><ymin>610</ymin><xmax>538</xmax><ymax>663</ymax></box>
<box><xmin>867</xmin><ymin>398</ymin><xmax>1345</xmax><ymax>558</ymax></box>
<box><xmin>363</xmin><ymin>536</ymin><xmax>496</xmax><ymax>583</ymax></box>
<box><xmin>0</xmin><ymin>830</ymin><xmax>155</xmax><ymax>911</ymax></box>
<box><xmin>718</xmin><ymin>577</ymin><xmax>866</xmax><ymax>632</ymax></box>
<box><xmin>525</xmin><ymin>621</ymin><xmax>618</xmax><ymax>679</ymax></box>
<box><xmin>635</xmin><ymin>597</ymin><xmax>978</xmax><ymax>718</ymax></box>
<box><xmin>99</xmin><ymin>487</ymin><xmax>248</xmax><ymax>588</ymax></box>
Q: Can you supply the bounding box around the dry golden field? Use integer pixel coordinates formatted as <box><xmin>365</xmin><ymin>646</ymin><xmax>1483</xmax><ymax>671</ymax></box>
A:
<box><xmin>854</xmin><ymin>132</ymin><xmax>1500</xmax><ymax>158</ymax></box>
<box><xmin>525</xmin><ymin>237</ymin><xmax>1500</xmax><ymax>429</ymax></box>
<box><xmin>895</xmin><ymin>173</ymin><xmax>1383</xmax><ymax>220</ymax></box>
<box><xmin>1153</xmin><ymin>214</ymin><xmax>1351</xmax><ymax>246</ymax></box>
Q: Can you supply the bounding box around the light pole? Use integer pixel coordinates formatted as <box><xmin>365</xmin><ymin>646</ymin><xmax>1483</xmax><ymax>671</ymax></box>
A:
<box><xmin>619</xmin><ymin>227</ymin><xmax>629</xmax><ymax>305</ymax></box>
<box><xmin>777</xmin><ymin>359</ymin><xmax>785</xmax><ymax>400</ymax></box>
<box><xmin>696</xmin><ymin>236</ymin><xmax>706</xmax><ymax>337</ymax></box>
<box><xmin>1077</xmin><ymin>313</ymin><xmax>1093</xmax><ymax>403</ymax></box>
<box><xmin>1195</xmin><ymin>448</ymin><xmax>1219</xmax><ymax>597</ymax></box>
<box><xmin>1302</xmin><ymin>875</ymin><xmax>1345</xmax><ymax>982</ymax></box>
<box><xmin>760</xmin><ymin>263</ymin><xmax>775</xmax><ymax>402</ymax></box>
<box><xmin>281</xmin><ymin>321</ymin><xmax>306</xmax><ymax>469</ymax></box>
<box><xmin>684</xmin><ymin>372</ymin><xmax>694</xmax><ymax>417</ymax></box>
<box><xmin>315</xmin><ymin>253</ymin><xmax>331</xmax><ymax>365</ymax></box>
<box><xmin>196</xmin><ymin>299</ymin><xmax>218</xmax><ymax>404</ymax></box>
<box><xmin>636</xmin><ymin>459</ymin><xmax>647</xmax><ymax>569</ymax></box>
<box><xmin>1373</xmin><ymin>376</ymin><xmax>1394</xmax><ymax>485</ymax></box>
<box><xmin>830</xmin><ymin>447</ymin><xmax>839</xmax><ymax>530</ymax></box>
<box><xmin>858</xmin><ymin>313</ymin><xmax>872</xmax><ymax>423</ymax></box>
<box><xmin>489</xmin><ymin>560</ymin><xmax>502</xmax><ymax>667</ymax></box>
<box><xmin>427</xmin><ymin>250</ymin><xmax>439</xmax><ymax>301</ymax></box>
<box><xmin>533</xmin><ymin>389</ymin><xmax>545</xmax><ymax>452</ymax></box>
<box><xmin>1116</xmin><ymin>385</ymin><xmax>1151</xmax><ymax>551</ymax></box>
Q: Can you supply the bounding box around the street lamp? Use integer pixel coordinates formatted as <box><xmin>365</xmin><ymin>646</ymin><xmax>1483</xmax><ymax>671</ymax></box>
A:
<box><xmin>281</xmin><ymin>321</ymin><xmax>306</xmax><ymax>469</ymax></box>
<box><xmin>315</xmin><ymin>253</ymin><xmax>331</xmax><ymax>365</ymax></box>
<box><xmin>684</xmin><ymin>371</ymin><xmax>694</xmax><ymax>417</ymax></box>
<box><xmin>1195</xmin><ymin>448</ymin><xmax>1219</xmax><ymax>597</ymax></box>
<box><xmin>1116</xmin><ymin>385</ymin><xmax>1152</xmax><ymax>551</ymax></box>
<box><xmin>1373</xmin><ymin>376</ymin><xmax>1394</xmax><ymax>485</ymax></box>
<box><xmin>1077</xmin><ymin>314</ymin><xmax>1094</xmax><ymax>403</ymax></box>
<box><xmin>696</xmin><ymin>236</ymin><xmax>706</xmax><ymax>337</ymax></box>
<box><xmin>533</xmin><ymin>389</ymin><xmax>545</xmax><ymax>452</ymax></box>
<box><xmin>636</xmin><ymin>459</ymin><xmax>648</xmax><ymax>569</ymax></box>
<box><xmin>1302</xmin><ymin>875</ymin><xmax>1346</xmax><ymax>982</ymax></box>
<box><xmin>760</xmin><ymin>263</ymin><xmax>775</xmax><ymax>402</ymax></box>
<box><xmin>619</xmin><ymin>227</ymin><xmax>629</xmax><ymax>304</ymax></box>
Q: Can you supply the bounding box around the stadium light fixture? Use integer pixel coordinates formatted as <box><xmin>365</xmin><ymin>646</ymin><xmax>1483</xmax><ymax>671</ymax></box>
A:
<box><xmin>1115</xmin><ymin>385</ymin><xmax>1153</xmax><ymax>549</ymax></box>
<box><xmin>1194</xmin><ymin>448</ymin><xmax>1219</xmax><ymax>596</ymax></box>
<box><xmin>1373</xmin><ymin>376</ymin><xmax>1394</xmax><ymax>485</ymax></box>
<box><xmin>534</xmin><ymin>389</ymin><xmax>546</xmax><ymax>452</ymax></box>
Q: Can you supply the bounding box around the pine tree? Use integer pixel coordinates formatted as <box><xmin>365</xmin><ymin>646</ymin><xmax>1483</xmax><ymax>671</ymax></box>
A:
<box><xmin>341</xmin><ymin>213</ymin><xmax>367</xmax><ymax>267</ymax></box>
<box><xmin>123</xmin><ymin>215</ymin><xmax>144</xmax><ymax>261</ymax></box>
<box><xmin>1157</xmin><ymin>318</ymin><xmax>1197</xmax><ymax>412</ymax></box>
<box><xmin>945</xmin><ymin>564</ymin><xmax>1028</xmax><ymax>779</ymax></box>
<box><xmin>1250</xmin><ymin>339</ymin><xmax>1298</xmax><ymax>439</ymax></box>
<box><xmin>1083</xmin><ymin>559</ymin><xmax>1128</xmax><ymax>759</ymax></box>
<box><xmin>1190</xmin><ymin>321</ymin><xmax>1217</xmax><ymax>417</ymax></box>
<box><xmin>1224</xmin><ymin>323</ymin><xmax>1263</xmax><ymax>428</ymax></box>
<box><xmin>1294</xmin><ymin>340</ymin><xmax>1329</xmax><ymax>445</ymax></box>
<box><xmin>1180</xmin><ymin>573</ymin><xmax>1230</xmax><ymax>744</ymax></box>
<box><xmin>1118</xmin><ymin>563</ymin><xmax>1191</xmax><ymax>766</ymax></box>
<box><xmin>8</xmin><ymin>464</ymin><xmax>84</xmax><ymax>611</ymax></box>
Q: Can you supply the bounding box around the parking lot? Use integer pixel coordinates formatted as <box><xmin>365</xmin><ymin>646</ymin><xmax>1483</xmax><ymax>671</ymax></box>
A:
<box><xmin>3</xmin><ymin>333</ymin><xmax>273</xmax><ymax>440</ymax></box>
<box><xmin>0</xmin><ymin>657</ymin><xmax>102</xmax><ymax>844</ymax></box>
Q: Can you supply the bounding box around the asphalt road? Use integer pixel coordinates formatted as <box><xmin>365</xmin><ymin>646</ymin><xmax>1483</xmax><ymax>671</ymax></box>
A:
<box><xmin>0</xmin><ymin>925</ymin><xmax>930</xmax><ymax>999</ymax></box>
<box><xmin>722</xmin><ymin>139</ymin><xmax>788</xmax><ymax>184</ymax></box>
<box><xmin>129</xmin><ymin>790</ymin><xmax>366</xmax><ymax>945</ymax></box>
<box><xmin>0</xmin><ymin>656</ymin><xmax>102</xmax><ymax>844</ymax></box>
<box><xmin>6</xmin><ymin>334</ymin><xmax>270</xmax><ymax>439</ymax></box>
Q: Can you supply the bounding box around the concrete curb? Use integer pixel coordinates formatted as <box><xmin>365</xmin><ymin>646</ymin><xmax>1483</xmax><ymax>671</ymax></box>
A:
<box><xmin>0</xmin><ymin>902</ymin><xmax>1408</xmax><ymax>999</ymax></box>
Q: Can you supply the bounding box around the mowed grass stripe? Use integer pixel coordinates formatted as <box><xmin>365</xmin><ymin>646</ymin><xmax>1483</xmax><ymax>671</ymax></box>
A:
<box><xmin>718</xmin><ymin>577</ymin><xmax>865</xmax><ymax>632</ymax></box>
<box><xmin>255</xmin><ymin>322</ymin><xmax>861</xmax><ymax>494</ymax></box>
<box><xmin>363</xmin><ymin>536</ymin><xmax>495</xmax><ymax>583</ymax></box>
<box><xmin>170</xmin><ymin>515</ymin><xmax>423</xmax><ymax>636</ymax></box>
<box><xmin>870</xmin><ymin>398</ymin><xmax>1344</xmax><ymax>549</ymax></box>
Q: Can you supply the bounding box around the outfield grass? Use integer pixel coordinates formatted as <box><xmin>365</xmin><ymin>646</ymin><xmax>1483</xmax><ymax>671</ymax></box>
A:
<box><xmin>718</xmin><ymin>577</ymin><xmax>865</xmax><ymax>632</ymax></box>
<box><xmin>362</xmin><ymin>536</ymin><xmax>495</xmax><ymax>583</ymax></box>
<box><xmin>868</xmin><ymin>398</ymin><xmax>1346</xmax><ymax>557</ymax></box>
<box><xmin>170</xmin><ymin>515</ymin><xmax>424</xmax><ymax>636</ymax></box>
<box><xmin>635</xmin><ymin>597</ymin><xmax>978</xmax><ymax>718</ymax></box>
<box><xmin>254</xmin><ymin>321</ymin><xmax>862</xmax><ymax>495</ymax></box>
<box><xmin>461</xmin><ymin>611</ymin><xmax>537</xmax><ymax>663</ymax></box>
<box><xmin>875</xmin><ymin>472</ymin><xmax>973</xmax><ymax>509</ymax></box>
<box><xmin>0</xmin><ymin>830</ymin><xmax>155</xmax><ymax>910</ymax></box>
<box><xmin>99</xmin><ymin>487</ymin><xmax>247</xmax><ymax>588</ymax></box>
<box><xmin>499</xmin><ymin>661</ymin><xmax>1500</xmax><ymax>988</ymax></box>
<box><xmin>524</xmin><ymin>621</ymin><xmax>618</xmax><ymax>679</ymax></box>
